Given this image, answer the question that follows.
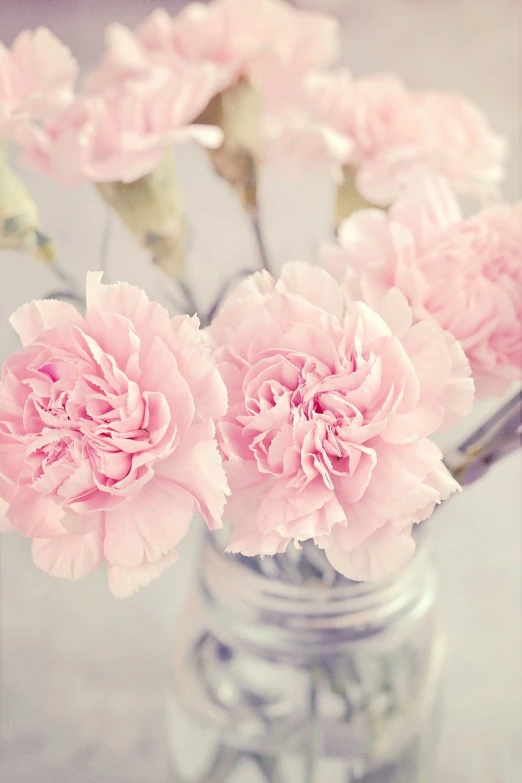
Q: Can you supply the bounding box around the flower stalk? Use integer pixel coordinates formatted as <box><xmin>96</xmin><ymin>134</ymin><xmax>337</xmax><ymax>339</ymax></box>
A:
<box><xmin>446</xmin><ymin>389</ymin><xmax>522</xmax><ymax>487</ymax></box>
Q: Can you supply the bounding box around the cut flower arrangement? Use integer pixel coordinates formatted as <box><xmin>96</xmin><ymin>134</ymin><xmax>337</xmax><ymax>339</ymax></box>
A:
<box><xmin>1</xmin><ymin>2</ymin><xmax>521</xmax><ymax>780</ymax></box>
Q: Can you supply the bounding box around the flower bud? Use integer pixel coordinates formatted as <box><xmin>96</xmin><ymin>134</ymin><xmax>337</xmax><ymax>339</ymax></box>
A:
<box><xmin>0</xmin><ymin>146</ymin><xmax>56</xmax><ymax>263</ymax></box>
<box><xmin>96</xmin><ymin>150</ymin><xmax>187</xmax><ymax>279</ymax></box>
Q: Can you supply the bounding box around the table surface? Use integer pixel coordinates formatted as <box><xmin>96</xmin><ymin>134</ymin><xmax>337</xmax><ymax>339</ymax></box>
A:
<box><xmin>0</xmin><ymin>1</ymin><xmax>521</xmax><ymax>781</ymax></box>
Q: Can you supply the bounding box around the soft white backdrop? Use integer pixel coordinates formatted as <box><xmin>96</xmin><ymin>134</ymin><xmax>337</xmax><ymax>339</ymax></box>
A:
<box><xmin>0</xmin><ymin>1</ymin><xmax>521</xmax><ymax>781</ymax></box>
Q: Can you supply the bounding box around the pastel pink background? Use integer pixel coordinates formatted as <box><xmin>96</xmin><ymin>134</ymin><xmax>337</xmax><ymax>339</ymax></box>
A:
<box><xmin>1</xmin><ymin>2</ymin><xmax>521</xmax><ymax>782</ymax></box>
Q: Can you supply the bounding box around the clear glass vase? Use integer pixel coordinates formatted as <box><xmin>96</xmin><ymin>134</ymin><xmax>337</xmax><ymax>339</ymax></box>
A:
<box><xmin>167</xmin><ymin>531</ymin><xmax>442</xmax><ymax>783</ymax></box>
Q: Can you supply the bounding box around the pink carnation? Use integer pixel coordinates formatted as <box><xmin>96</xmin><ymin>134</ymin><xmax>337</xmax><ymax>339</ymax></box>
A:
<box><xmin>0</xmin><ymin>274</ymin><xmax>228</xmax><ymax>597</ymax></box>
<box><xmin>305</xmin><ymin>69</ymin><xmax>507</xmax><ymax>204</ymax></box>
<box><xmin>83</xmin><ymin>0</ymin><xmax>341</xmax><ymax>175</ymax></box>
<box><xmin>0</xmin><ymin>27</ymin><xmax>78</xmax><ymax>136</ymax></box>
<box><xmin>210</xmin><ymin>261</ymin><xmax>474</xmax><ymax>581</ymax></box>
<box><xmin>18</xmin><ymin>67</ymin><xmax>224</xmax><ymax>186</ymax></box>
<box><xmin>86</xmin><ymin>0</ymin><xmax>339</xmax><ymax>99</ymax></box>
<box><xmin>322</xmin><ymin>179</ymin><xmax>522</xmax><ymax>396</ymax></box>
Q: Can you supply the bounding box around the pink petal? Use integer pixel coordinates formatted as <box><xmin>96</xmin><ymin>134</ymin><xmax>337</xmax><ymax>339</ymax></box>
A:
<box><xmin>226</xmin><ymin>518</ymin><xmax>289</xmax><ymax>557</ymax></box>
<box><xmin>222</xmin><ymin>458</ymin><xmax>266</xmax><ymax>524</ymax></box>
<box><xmin>338</xmin><ymin>209</ymin><xmax>400</xmax><ymax>291</ymax></box>
<box><xmin>7</xmin><ymin>487</ymin><xmax>66</xmax><ymax>538</ymax></box>
<box><xmin>373</xmin><ymin>333</ymin><xmax>421</xmax><ymax>413</ymax></box>
<box><xmin>319</xmin><ymin>243</ymin><xmax>357</xmax><ymax>286</ymax></box>
<box><xmin>138</xmin><ymin>335</ymin><xmax>195</xmax><ymax>440</ymax></box>
<box><xmin>10</xmin><ymin>299</ymin><xmax>85</xmax><ymax>346</ymax></box>
<box><xmin>363</xmin><ymin>439</ymin><xmax>443</xmax><ymax>508</ymax></box>
<box><xmin>86</xmin><ymin>310</ymin><xmax>141</xmax><ymax>381</ymax></box>
<box><xmin>155</xmin><ymin>420</ymin><xmax>228</xmax><ymax>531</ymax></box>
<box><xmin>326</xmin><ymin>523</ymin><xmax>416</xmax><ymax>582</ymax></box>
<box><xmin>256</xmin><ymin>476</ymin><xmax>340</xmax><ymax>540</ymax></box>
<box><xmin>103</xmin><ymin>22</ymin><xmax>151</xmax><ymax>70</ymax></box>
<box><xmin>389</xmin><ymin>177</ymin><xmax>462</xmax><ymax>249</ymax></box>
<box><xmin>12</xmin><ymin>27</ymin><xmax>78</xmax><ymax>99</ymax></box>
<box><xmin>335</xmin><ymin>209</ymin><xmax>409</xmax><ymax>309</ymax></box>
<box><xmin>103</xmin><ymin>481</ymin><xmax>195</xmax><ymax>569</ymax></box>
<box><xmin>223</xmin><ymin>465</ymin><xmax>291</xmax><ymax>556</ymax></box>
<box><xmin>59</xmin><ymin>510</ymin><xmax>103</xmax><ymax>534</ymax></box>
<box><xmin>401</xmin><ymin>320</ymin><xmax>452</xmax><ymax>399</ymax></box>
<box><xmin>385</xmin><ymin>478</ymin><xmax>442</xmax><ymax>521</ymax></box>
<box><xmin>349</xmin><ymin>302</ymin><xmax>393</xmax><ymax>345</ymax></box>
<box><xmin>0</xmin><ymin>437</ymin><xmax>26</xmax><ymax>483</ymax></box>
<box><xmin>32</xmin><ymin>525</ymin><xmax>104</xmax><ymax>580</ymax></box>
<box><xmin>106</xmin><ymin>550</ymin><xmax>179</xmax><ymax>599</ymax></box>
<box><xmin>438</xmin><ymin>336</ymin><xmax>475</xmax><ymax>428</ymax></box>
<box><xmin>277</xmin><ymin>261</ymin><xmax>344</xmax><ymax>320</ymax></box>
<box><xmin>376</xmin><ymin>288</ymin><xmax>412</xmax><ymax>339</ymax></box>
<box><xmin>383</xmin><ymin>401</ymin><xmax>445</xmax><ymax>444</ymax></box>
<box><xmin>321</xmin><ymin>511</ymin><xmax>383</xmax><ymax>561</ymax></box>
<box><xmin>85</xmin><ymin>272</ymin><xmax>172</xmax><ymax>347</ymax></box>
<box><xmin>332</xmin><ymin>447</ymin><xmax>376</xmax><ymax>504</ymax></box>
<box><xmin>170</xmin><ymin>314</ymin><xmax>228</xmax><ymax>421</ymax></box>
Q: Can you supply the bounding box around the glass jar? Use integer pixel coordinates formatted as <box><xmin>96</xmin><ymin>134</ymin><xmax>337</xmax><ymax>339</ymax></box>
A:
<box><xmin>167</xmin><ymin>531</ymin><xmax>442</xmax><ymax>783</ymax></box>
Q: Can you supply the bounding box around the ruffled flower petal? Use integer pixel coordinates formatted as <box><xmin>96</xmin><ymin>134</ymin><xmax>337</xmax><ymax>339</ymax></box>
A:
<box><xmin>106</xmin><ymin>550</ymin><xmax>179</xmax><ymax>599</ymax></box>
<box><xmin>103</xmin><ymin>482</ymin><xmax>194</xmax><ymax>569</ymax></box>
<box><xmin>10</xmin><ymin>299</ymin><xmax>85</xmax><ymax>346</ymax></box>
<box><xmin>32</xmin><ymin>525</ymin><xmax>104</xmax><ymax>580</ymax></box>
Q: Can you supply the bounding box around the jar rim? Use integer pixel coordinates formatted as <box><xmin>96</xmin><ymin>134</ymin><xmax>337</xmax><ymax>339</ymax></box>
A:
<box><xmin>201</xmin><ymin>530</ymin><xmax>433</xmax><ymax>619</ymax></box>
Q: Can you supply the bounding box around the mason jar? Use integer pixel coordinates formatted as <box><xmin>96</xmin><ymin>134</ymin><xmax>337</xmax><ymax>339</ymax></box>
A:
<box><xmin>167</xmin><ymin>530</ymin><xmax>442</xmax><ymax>783</ymax></box>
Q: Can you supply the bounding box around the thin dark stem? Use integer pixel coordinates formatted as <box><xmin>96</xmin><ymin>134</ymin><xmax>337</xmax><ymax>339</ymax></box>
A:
<box><xmin>151</xmin><ymin>267</ymin><xmax>189</xmax><ymax>315</ymax></box>
<box><xmin>47</xmin><ymin>262</ymin><xmax>83</xmax><ymax>305</ymax></box>
<box><xmin>178</xmin><ymin>279</ymin><xmax>199</xmax><ymax>317</ymax></box>
<box><xmin>204</xmin><ymin>267</ymin><xmax>259</xmax><ymax>327</ymax></box>
<box><xmin>202</xmin><ymin>211</ymin><xmax>271</xmax><ymax>327</ymax></box>
<box><xmin>446</xmin><ymin>389</ymin><xmax>522</xmax><ymax>486</ymax></box>
<box><xmin>252</xmin><ymin>755</ymin><xmax>282</xmax><ymax>782</ymax></box>
<box><xmin>305</xmin><ymin>667</ymin><xmax>322</xmax><ymax>783</ymax></box>
<box><xmin>52</xmin><ymin>263</ymin><xmax>76</xmax><ymax>290</ymax></box>
<box><xmin>251</xmin><ymin>211</ymin><xmax>272</xmax><ymax>274</ymax></box>
<box><xmin>274</xmin><ymin>551</ymin><xmax>303</xmax><ymax>584</ymax></box>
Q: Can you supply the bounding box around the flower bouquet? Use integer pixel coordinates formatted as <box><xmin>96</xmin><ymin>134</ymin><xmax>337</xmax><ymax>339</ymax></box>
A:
<box><xmin>1</xmin><ymin>1</ymin><xmax>520</xmax><ymax>781</ymax></box>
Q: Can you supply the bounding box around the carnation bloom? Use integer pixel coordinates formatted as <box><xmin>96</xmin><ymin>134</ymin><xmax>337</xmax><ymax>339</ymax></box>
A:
<box><xmin>0</xmin><ymin>27</ymin><xmax>78</xmax><ymax>136</ymax></box>
<box><xmin>86</xmin><ymin>0</ymin><xmax>339</xmax><ymax>99</ymax></box>
<box><xmin>322</xmin><ymin>178</ymin><xmax>522</xmax><ymax>396</ymax></box>
<box><xmin>18</xmin><ymin>67</ymin><xmax>223</xmax><ymax>186</ymax></box>
<box><xmin>0</xmin><ymin>274</ymin><xmax>228</xmax><ymax>597</ymax></box>
<box><xmin>304</xmin><ymin>69</ymin><xmax>507</xmax><ymax>205</ymax></box>
<box><xmin>83</xmin><ymin>0</ymin><xmax>341</xmax><ymax>177</ymax></box>
<box><xmin>210</xmin><ymin>261</ymin><xmax>474</xmax><ymax>581</ymax></box>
